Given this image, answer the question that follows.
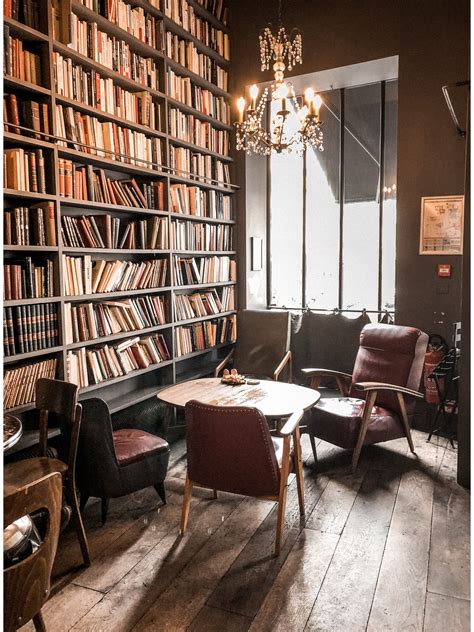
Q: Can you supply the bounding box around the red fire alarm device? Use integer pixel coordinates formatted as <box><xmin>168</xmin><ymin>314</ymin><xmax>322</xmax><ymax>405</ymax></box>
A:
<box><xmin>438</xmin><ymin>263</ymin><xmax>452</xmax><ymax>277</ymax></box>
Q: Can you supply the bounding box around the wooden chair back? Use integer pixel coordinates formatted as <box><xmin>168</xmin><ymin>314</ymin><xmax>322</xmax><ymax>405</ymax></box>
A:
<box><xmin>4</xmin><ymin>471</ymin><xmax>63</xmax><ymax>631</ymax></box>
<box><xmin>36</xmin><ymin>378</ymin><xmax>81</xmax><ymax>475</ymax></box>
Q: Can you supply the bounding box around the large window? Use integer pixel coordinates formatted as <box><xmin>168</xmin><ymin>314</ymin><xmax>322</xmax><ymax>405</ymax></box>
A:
<box><xmin>269</xmin><ymin>80</ymin><xmax>398</xmax><ymax>314</ymax></box>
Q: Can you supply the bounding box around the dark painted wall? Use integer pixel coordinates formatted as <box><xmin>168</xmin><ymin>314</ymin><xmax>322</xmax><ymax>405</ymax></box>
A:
<box><xmin>230</xmin><ymin>0</ymin><xmax>469</xmax><ymax>343</ymax></box>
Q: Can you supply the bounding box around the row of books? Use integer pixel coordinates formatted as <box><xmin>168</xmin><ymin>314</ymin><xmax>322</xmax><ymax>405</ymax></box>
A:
<box><xmin>4</xmin><ymin>0</ymin><xmax>42</xmax><ymax>31</ymax></box>
<box><xmin>4</xmin><ymin>32</ymin><xmax>43</xmax><ymax>86</ymax></box>
<box><xmin>4</xmin><ymin>202</ymin><xmax>56</xmax><ymax>247</ymax></box>
<box><xmin>174</xmin><ymin>286</ymin><xmax>234</xmax><ymax>320</ymax></box>
<box><xmin>54</xmin><ymin>54</ymin><xmax>163</xmax><ymax>130</ymax></box>
<box><xmin>166</xmin><ymin>33</ymin><xmax>228</xmax><ymax>91</ymax></box>
<box><xmin>79</xmin><ymin>0</ymin><xmax>165</xmax><ymax>51</ymax></box>
<box><xmin>4</xmin><ymin>147</ymin><xmax>47</xmax><ymax>193</ymax></box>
<box><xmin>194</xmin><ymin>0</ymin><xmax>228</xmax><ymax>24</ymax></box>
<box><xmin>169</xmin><ymin>146</ymin><xmax>230</xmax><ymax>185</ymax></box>
<box><xmin>4</xmin><ymin>304</ymin><xmax>59</xmax><ymax>357</ymax></box>
<box><xmin>163</xmin><ymin>0</ymin><xmax>230</xmax><ymax>60</ymax></box>
<box><xmin>174</xmin><ymin>315</ymin><xmax>236</xmax><ymax>356</ymax></box>
<box><xmin>55</xmin><ymin>105</ymin><xmax>164</xmax><ymax>168</ymax></box>
<box><xmin>58</xmin><ymin>161</ymin><xmax>166</xmax><ymax>210</ymax></box>
<box><xmin>173</xmin><ymin>255</ymin><xmax>235</xmax><ymax>285</ymax></box>
<box><xmin>4</xmin><ymin>257</ymin><xmax>54</xmax><ymax>300</ymax></box>
<box><xmin>4</xmin><ymin>94</ymin><xmax>50</xmax><ymax>139</ymax></box>
<box><xmin>4</xmin><ymin>357</ymin><xmax>57</xmax><ymax>410</ymax></box>
<box><xmin>171</xmin><ymin>220</ymin><xmax>232</xmax><ymax>251</ymax></box>
<box><xmin>64</xmin><ymin>294</ymin><xmax>167</xmax><ymax>344</ymax></box>
<box><xmin>169</xmin><ymin>107</ymin><xmax>229</xmax><ymax>155</ymax></box>
<box><xmin>170</xmin><ymin>183</ymin><xmax>232</xmax><ymax>219</ymax></box>
<box><xmin>61</xmin><ymin>214</ymin><xmax>169</xmax><ymax>250</ymax></box>
<box><xmin>66</xmin><ymin>333</ymin><xmax>170</xmax><ymax>387</ymax></box>
<box><xmin>70</xmin><ymin>15</ymin><xmax>161</xmax><ymax>90</ymax></box>
<box><xmin>168</xmin><ymin>70</ymin><xmax>229</xmax><ymax>124</ymax></box>
<box><xmin>62</xmin><ymin>256</ymin><xmax>168</xmax><ymax>295</ymax></box>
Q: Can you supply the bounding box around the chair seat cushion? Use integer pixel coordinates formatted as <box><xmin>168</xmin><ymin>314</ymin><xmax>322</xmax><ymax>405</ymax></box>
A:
<box><xmin>112</xmin><ymin>429</ymin><xmax>169</xmax><ymax>466</ymax></box>
<box><xmin>309</xmin><ymin>397</ymin><xmax>405</xmax><ymax>450</ymax></box>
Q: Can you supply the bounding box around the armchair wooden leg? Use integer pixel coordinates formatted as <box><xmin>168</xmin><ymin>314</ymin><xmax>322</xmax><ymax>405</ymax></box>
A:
<box><xmin>33</xmin><ymin>611</ymin><xmax>46</xmax><ymax>632</ymax></box>
<box><xmin>67</xmin><ymin>483</ymin><xmax>91</xmax><ymax>567</ymax></box>
<box><xmin>275</xmin><ymin>438</ymin><xmax>291</xmax><ymax>556</ymax></box>
<box><xmin>352</xmin><ymin>391</ymin><xmax>377</xmax><ymax>473</ymax></box>
<box><xmin>293</xmin><ymin>427</ymin><xmax>305</xmax><ymax>516</ymax></box>
<box><xmin>180</xmin><ymin>476</ymin><xmax>193</xmax><ymax>534</ymax></box>
<box><xmin>397</xmin><ymin>392</ymin><xmax>416</xmax><ymax>453</ymax></box>
<box><xmin>309</xmin><ymin>433</ymin><xmax>318</xmax><ymax>467</ymax></box>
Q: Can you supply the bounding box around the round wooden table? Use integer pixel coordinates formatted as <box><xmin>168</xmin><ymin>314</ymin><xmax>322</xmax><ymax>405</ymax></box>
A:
<box><xmin>158</xmin><ymin>378</ymin><xmax>320</xmax><ymax>431</ymax></box>
<box><xmin>4</xmin><ymin>415</ymin><xmax>23</xmax><ymax>451</ymax></box>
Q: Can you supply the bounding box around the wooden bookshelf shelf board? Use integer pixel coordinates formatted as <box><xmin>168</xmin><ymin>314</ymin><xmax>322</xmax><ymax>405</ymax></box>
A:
<box><xmin>169</xmin><ymin>211</ymin><xmax>235</xmax><ymax>225</ymax></box>
<box><xmin>3</xmin><ymin>0</ymin><xmax>235</xmax><ymax>414</ymax></box>
<box><xmin>66</xmin><ymin>323</ymin><xmax>172</xmax><ymax>350</ymax></box>
<box><xmin>71</xmin><ymin>1</ymin><xmax>166</xmax><ymax>63</ymax></box>
<box><xmin>60</xmin><ymin>199</ymin><xmax>169</xmax><ymax>217</ymax></box>
<box><xmin>62</xmin><ymin>248</ymin><xmax>172</xmax><ymax>255</ymax></box>
<box><xmin>4</xmin><ymin>346</ymin><xmax>63</xmax><ymax>365</ymax></box>
<box><xmin>4</xmin><ymin>17</ymin><xmax>49</xmax><ymax>41</ymax></box>
<box><xmin>174</xmin><ymin>341</ymin><xmax>232</xmax><ymax>363</ymax></box>
<box><xmin>4</xmin><ymin>189</ymin><xmax>57</xmax><ymax>201</ymax></box>
<box><xmin>53</xmin><ymin>42</ymin><xmax>167</xmax><ymax>101</ymax></box>
<box><xmin>4</xmin><ymin>245</ymin><xmax>59</xmax><ymax>252</ymax></box>
<box><xmin>3</xmin><ymin>131</ymin><xmax>56</xmax><ymax>149</ymax></box>
<box><xmin>4</xmin><ymin>75</ymin><xmax>51</xmax><ymax>95</ymax></box>
<box><xmin>54</xmin><ymin>95</ymin><xmax>168</xmax><ymax>140</ymax></box>
<box><xmin>78</xmin><ymin>359</ymin><xmax>174</xmax><ymax>395</ymax></box>
<box><xmin>168</xmin><ymin>96</ymin><xmax>231</xmax><ymax>131</ymax></box>
<box><xmin>175</xmin><ymin>309</ymin><xmax>236</xmax><ymax>326</ymax></box>
<box><xmin>65</xmin><ymin>286</ymin><xmax>172</xmax><ymax>302</ymax></box>
<box><xmin>4</xmin><ymin>297</ymin><xmax>62</xmax><ymax>307</ymax></box>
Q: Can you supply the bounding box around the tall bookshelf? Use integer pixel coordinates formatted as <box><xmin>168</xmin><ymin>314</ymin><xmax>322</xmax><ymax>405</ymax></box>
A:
<box><xmin>3</xmin><ymin>0</ymin><xmax>236</xmax><ymax>423</ymax></box>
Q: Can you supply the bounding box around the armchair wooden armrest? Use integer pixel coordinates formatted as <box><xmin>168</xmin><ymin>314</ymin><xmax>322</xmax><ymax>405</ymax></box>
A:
<box><xmin>353</xmin><ymin>382</ymin><xmax>424</xmax><ymax>399</ymax></box>
<box><xmin>214</xmin><ymin>349</ymin><xmax>234</xmax><ymax>377</ymax></box>
<box><xmin>274</xmin><ymin>350</ymin><xmax>292</xmax><ymax>382</ymax></box>
<box><xmin>301</xmin><ymin>368</ymin><xmax>352</xmax><ymax>394</ymax></box>
<box><xmin>279</xmin><ymin>409</ymin><xmax>305</xmax><ymax>436</ymax></box>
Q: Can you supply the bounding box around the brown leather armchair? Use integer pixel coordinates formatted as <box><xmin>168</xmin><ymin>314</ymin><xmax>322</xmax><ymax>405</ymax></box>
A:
<box><xmin>180</xmin><ymin>400</ymin><xmax>304</xmax><ymax>555</ymax></box>
<box><xmin>77</xmin><ymin>398</ymin><xmax>170</xmax><ymax>524</ymax></box>
<box><xmin>214</xmin><ymin>309</ymin><xmax>292</xmax><ymax>381</ymax></box>
<box><xmin>303</xmin><ymin>323</ymin><xmax>429</xmax><ymax>472</ymax></box>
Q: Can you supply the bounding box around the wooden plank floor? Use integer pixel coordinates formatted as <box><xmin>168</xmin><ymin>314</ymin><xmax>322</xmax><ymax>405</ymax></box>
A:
<box><xmin>20</xmin><ymin>430</ymin><xmax>470</xmax><ymax>632</ymax></box>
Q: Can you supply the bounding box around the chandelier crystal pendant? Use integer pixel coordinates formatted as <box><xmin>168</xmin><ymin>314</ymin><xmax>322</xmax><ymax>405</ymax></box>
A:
<box><xmin>235</xmin><ymin>1</ymin><xmax>324</xmax><ymax>156</ymax></box>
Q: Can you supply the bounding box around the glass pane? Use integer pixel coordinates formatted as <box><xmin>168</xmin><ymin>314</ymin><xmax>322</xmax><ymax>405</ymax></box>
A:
<box><xmin>305</xmin><ymin>90</ymin><xmax>341</xmax><ymax>309</ymax></box>
<box><xmin>269</xmin><ymin>100</ymin><xmax>303</xmax><ymax>307</ymax></box>
<box><xmin>381</xmin><ymin>80</ymin><xmax>397</xmax><ymax>312</ymax></box>
<box><xmin>342</xmin><ymin>83</ymin><xmax>381</xmax><ymax>311</ymax></box>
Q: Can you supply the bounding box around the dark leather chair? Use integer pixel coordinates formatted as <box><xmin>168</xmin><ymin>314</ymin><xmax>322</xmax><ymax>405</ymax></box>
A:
<box><xmin>4</xmin><ymin>470</ymin><xmax>62</xmax><ymax>632</ymax></box>
<box><xmin>180</xmin><ymin>400</ymin><xmax>304</xmax><ymax>555</ymax></box>
<box><xmin>5</xmin><ymin>379</ymin><xmax>91</xmax><ymax>567</ymax></box>
<box><xmin>214</xmin><ymin>309</ymin><xmax>292</xmax><ymax>381</ymax></box>
<box><xmin>77</xmin><ymin>398</ymin><xmax>170</xmax><ymax>524</ymax></box>
<box><xmin>303</xmin><ymin>323</ymin><xmax>429</xmax><ymax>472</ymax></box>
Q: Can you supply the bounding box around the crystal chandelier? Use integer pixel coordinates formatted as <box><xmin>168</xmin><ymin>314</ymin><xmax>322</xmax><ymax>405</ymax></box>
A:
<box><xmin>235</xmin><ymin>1</ymin><xmax>324</xmax><ymax>156</ymax></box>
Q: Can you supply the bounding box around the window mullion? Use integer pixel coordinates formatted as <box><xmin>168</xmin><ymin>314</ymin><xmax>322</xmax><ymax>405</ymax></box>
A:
<box><xmin>302</xmin><ymin>147</ymin><xmax>307</xmax><ymax>309</ymax></box>
<box><xmin>378</xmin><ymin>81</ymin><xmax>386</xmax><ymax>313</ymax></box>
<box><xmin>338</xmin><ymin>88</ymin><xmax>345</xmax><ymax>311</ymax></box>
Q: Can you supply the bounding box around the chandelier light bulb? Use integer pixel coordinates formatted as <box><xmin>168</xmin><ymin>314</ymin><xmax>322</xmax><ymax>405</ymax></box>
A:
<box><xmin>298</xmin><ymin>105</ymin><xmax>309</xmax><ymax>122</ymax></box>
<box><xmin>313</xmin><ymin>94</ymin><xmax>323</xmax><ymax>112</ymax></box>
<box><xmin>237</xmin><ymin>97</ymin><xmax>246</xmax><ymax>122</ymax></box>
<box><xmin>304</xmin><ymin>87</ymin><xmax>315</xmax><ymax>105</ymax></box>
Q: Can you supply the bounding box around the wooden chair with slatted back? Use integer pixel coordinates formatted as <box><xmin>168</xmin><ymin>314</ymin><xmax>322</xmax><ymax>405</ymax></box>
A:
<box><xmin>4</xmin><ymin>471</ymin><xmax>63</xmax><ymax>632</ymax></box>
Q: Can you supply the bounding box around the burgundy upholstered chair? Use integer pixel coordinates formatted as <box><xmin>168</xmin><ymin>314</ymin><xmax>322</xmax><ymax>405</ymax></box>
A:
<box><xmin>180</xmin><ymin>400</ymin><xmax>304</xmax><ymax>555</ymax></box>
<box><xmin>77</xmin><ymin>398</ymin><xmax>170</xmax><ymax>524</ymax></box>
<box><xmin>302</xmin><ymin>323</ymin><xmax>429</xmax><ymax>472</ymax></box>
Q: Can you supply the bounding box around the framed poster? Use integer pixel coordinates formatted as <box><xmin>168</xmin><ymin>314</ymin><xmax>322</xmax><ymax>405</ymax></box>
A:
<box><xmin>419</xmin><ymin>195</ymin><xmax>464</xmax><ymax>255</ymax></box>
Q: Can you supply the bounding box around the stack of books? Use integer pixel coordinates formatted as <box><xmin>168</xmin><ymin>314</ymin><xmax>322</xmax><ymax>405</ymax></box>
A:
<box><xmin>4</xmin><ymin>357</ymin><xmax>57</xmax><ymax>409</ymax></box>
<box><xmin>175</xmin><ymin>314</ymin><xmax>236</xmax><ymax>356</ymax></box>
<box><xmin>3</xmin><ymin>304</ymin><xmax>59</xmax><ymax>356</ymax></box>
<box><xmin>165</xmin><ymin>33</ymin><xmax>228</xmax><ymax>91</ymax></box>
<box><xmin>4</xmin><ymin>31</ymin><xmax>42</xmax><ymax>85</ymax></box>
<box><xmin>167</xmin><ymin>70</ymin><xmax>229</xmax><ymax>124</ymax></box>
<box><xmin>170</xmin><ymin>183</ymin><xmax>232</xmax><ymax>219</ymax></box>
<box><xmin>169</xmin><ymin>146</ymin><xmax>230</xmax><ymax>184</ymax></box>
<box><xmin>4</xmin><ymin>94</ymin><xmax>50</xmax><ymax>138</ymax></box>
<box><xmin>4</xmin><ymin>0</ymin><xmax>41</xmax><ymax>30</ymax></box>
<box><xmin>171</xmin><ymin>220</ymin><xmax>232</xmax><ymax>251</ymax></box>
<box><xmin>4</xmin><ymin>202</ymin><xmax>56</xmax><ymax>246</ymax></box>
<box><xmin>173</xmin><ymin>255</ymin><xmax>235</xmax><ymax>285</ymax></box>
<box><xmin>169</xmin><ymin>107</ymin><xmax>229</xmax><ymax>154</ymax></box>
<box><xmin>4</xmin><ymin>147</ymin><xmax>46</xmax><ymax>193</ymax></box>
<box><xmin>4</xmin><ymin>257</ymin><xmax>55</xmax><ymax>299</ymax></box>
<box><xmin>174</xmin><ymin>286</ymin><xmax>234</xmax><ymax>320</ymax></box>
